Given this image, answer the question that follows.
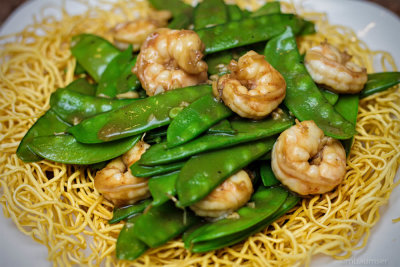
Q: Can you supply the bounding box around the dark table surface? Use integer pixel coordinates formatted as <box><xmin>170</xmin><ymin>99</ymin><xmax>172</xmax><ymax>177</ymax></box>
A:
<box><xmin>0</xmin><ymin>0</ymin><xmax>399</xmax><ymax>26</ymax></box>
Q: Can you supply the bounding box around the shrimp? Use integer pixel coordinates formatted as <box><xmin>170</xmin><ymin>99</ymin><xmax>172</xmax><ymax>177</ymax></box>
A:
<box><xmin>133</xmin><ymin>28</ymin><xmax>208</xmax><ymax>96</ymax></box>
<box><xmin>304</xmin><ymin>41</ymin><xmax>367</xmax><ymax>93</ymax></box>
<box><xmin>112</xmin><ymin>10</ymin><xmax>172</xmax><ymax>51</ymax></box>
<box><xmin>189</xmin><ymin>170</ymin><xmax>253</xmax><ymax>218</ymax></box>
<box><xmin>213</xmin><ymin>50</ymin><xmax>286</xmax><ymax>120</ymax></box>
<box><xmin>94</xmin><ymin>141</ymin><xmax>151</xmax><ymax>206</ymax></box>
<box><xmin>271</xmin><ymin>120</ymin><xmax>346</xmax><ymax>195</ymax></box>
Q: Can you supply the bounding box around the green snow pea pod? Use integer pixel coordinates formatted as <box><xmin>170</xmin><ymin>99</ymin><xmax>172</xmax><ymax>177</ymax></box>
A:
<box><xmin>205</xmin><ymin>42</ymin><xmax>266</xmax><ymax>76</ymax></box>
<box><xmin>71</xmin><ymin>34</ymin><xmax>120</xmax><ymax>82</ymax></box>
<box><xmin>68</xmin><ymin>85</ymin><xmax>212</xmax><ymax>143</ymax></box>
<box><xmin>320</xmin><ymin>88</ymin><xmax>339</xmax><ymax>106</ymax></box>
<box><xmin>167</xmin><ymin>94</ymin><xmax>232</xmax><ymax>148</ymax></box>
<box><xmin>188</xmin><ymin>192</ymin><xmax>299</xmax><ymax>252</ymax></box>
<box><xmin>96</xmin><ymin>46</ymin><xmax>140</xmax><ymax>98</ymax></box>
<box><xmin>148</xmin><ymin>171</ymin><xmax>179</xmax><ymax>206</ymax></box>
<box><xmin>335</xmin><ymin>95</ymin><xmax>359</xmax><ymax>125</ymax></box>
<box><xmin>194</xmin><ymin>0</ymin><xmax>228</xmax><ymax>29</ymax></box>
<box><xmin>149</xmin><ymin>0</ymin><xmax>191</xmax><ymax>17</ymax></box>
<box><xmin>334</xmin><ymin>94</ymin><xmax>359</xmax><ymax>155</ymax></box>
<box><xmin>250</xmin><ymin>1</ymin><xmax>281</xmax><ymax>17</ymax></box>
<box><xmin>74</xmin><ymin>62</ymin><xmax>86</xmax><ymax>75</ymax></box>
<box><xmin>264</xmin><ymin>27</ymin><xmax>356</xmax><ymax>139</ymax></box>
<box><xmin>17</xmin><ymin>109</ymin><xmax>70</xmax><ymax>162</ymax></box>
<box><xmin>205</xmin><ymin>50</ymin><xmax>232</xmax><ymax>75</ymax></box>
<box><xmin>149</xmin><ymin>0</ymin><xmax>194</xmax><ymax>29</ymax></box>
<box><xmin>138</xmin><ymin>111</ymin><xmax>293</xmax><ymax>166</ymax></box>
<box><xmin>359</xmin><ymin>72</ymin><xmax>400</xmax><ymax>98</ymax></box>
<box><xmin>28</xmin><ymin>134</ymin><xmax>140</xmax><ymax>165</ymax></box>
<box><xmin>133</xmin><ymin>201</ymin><xmax>199</xmax><ymax>248</ymax></box>
<box><xmin>298</xmin><ymin>20</ymin><xmax>316</xmax><ymax>35</ymax></box>
<box><xmin>258</xmin><ymin>151</ymin><xmax>271</xmax><ymax>161</ymax></box>
<box><xmin>197</xmin><ymin>13</ymin><xmax>310</xmax><ymax>54</ymax></box>
<box><xmin>50</xmin><ymin>88</ymin><xmax>135</xmax><ymax>125</ymax></box>
<box><xmin>144</xmin><ymin>126</ymin><xmax>168</xmax><ymax>144</ymax></box>
<box><xmin>130</xmin><ymin>160</ymin><xmax>185</xmax><ymax>178</ymax></box>
<box><xmin>177</xmin><ymin>138</ymin><xmax>276</xmax><ymax>207</ymax></box>
<box><xmin>259</xmin><ymin>161</ymin><xmax>280</xmax><ymax>187</ymax></box>
<box><xmin>182</xmin><ymin>221</ymin><xmax>207</xmax><ymax>248</ymax></box>
<box><xmin>207</xmin><ymin>119</ymin><xmax>235</xmax><ymax>134</ymax></box>
<box><xmin>168</xmin><ymin>11</ymin><xmax>192</xmax><ymax>29</ymax></box>
<box><xmin>116</xmin><ymin>216</ymin><xmax>148</xmax><ymax>260</ymax></box>
<box><xmin>226</xmin><ymin>4</ymin><xmax>244</xmax><ymax>21</ymax></box>
<box><xmin>64</xmin><ymin>78</ymin><xmax>96</xmax><ymax>96</ymax></box>
<box><xmin>185</xmin><ymin>186</ymin><xmax>288</xmax><ymax>244</ymax></box>
<box><xmin>109</xmin><ymin>198</ymin><xmax>152</xmax><ymax>224</ymax></box>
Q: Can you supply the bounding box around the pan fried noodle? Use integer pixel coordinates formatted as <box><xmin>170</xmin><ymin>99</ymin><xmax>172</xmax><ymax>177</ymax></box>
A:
<box><xmin>0</xmin><ymin>0</ymin><xmax>399</xmax><ymax>266</ymax></box>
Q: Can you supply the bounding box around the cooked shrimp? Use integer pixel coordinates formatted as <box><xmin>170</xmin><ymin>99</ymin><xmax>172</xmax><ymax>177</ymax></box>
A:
<box><xmin>213</xmin><ymin>50</ymin><xmax>286</xmax><ymax>120</ymax></box>
<box><xmin>133</xmin><ymin>28</ymin><xmax>208</xmax><ymax>96</ymax></box>
<box><xmin>189</xmin><ymin>170</ymin><xmax>253</xmax><ymax>218</ymax></box>
<box><xmin>304</xmin><ymin>41</ymin><xmax>367</xmax><ymax>93</ymax></box>
<box><xmin>94</xmin><ymin>141</ymin><xmax>151</xmax><ymax>206</ymax></box>
<box><xmin>112</xmin><ymin>10</ymin><xmax>171</xmax><ymax>51</ymax></box>
<box><xmin>271</xmin><ymin>120</ymin><xmax>346</xmax><ymax>195</ymax></box>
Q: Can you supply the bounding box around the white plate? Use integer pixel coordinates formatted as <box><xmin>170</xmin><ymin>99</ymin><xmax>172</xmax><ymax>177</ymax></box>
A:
<box><xmin>0</xmin><ymin>0</ymin><xmax>399</xmax><ymax>266</ymax></box>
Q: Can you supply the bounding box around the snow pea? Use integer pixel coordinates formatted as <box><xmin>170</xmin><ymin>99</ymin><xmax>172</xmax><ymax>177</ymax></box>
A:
<box><xmin>207</xmin><ymin>119</ymin><xmax>235</xmax><ymax>134</ymax></box>
<box><xmin>194</xmin><ymin>0</ymin><xmax>228</xmax><ymax>29</ymax></box>
<box><xmin>148</xmin><ymin>171</ymin><xmax>179</xmax><ymax>207</ymax></box>
<box><xmin>74</xmin><ymin>62</ymin><xmax>86</xmax><ymax>75</ymax></box>
<box><xmin>258</xmin><ymin>151</ymin><xmax>272</xmax><ymax>161</ymax></box>
<box><xmin>197</xmin><ymin>13</ymin><xmax>310</xmax><ymax>54</ymax></box>
<box><xmin>259</xmin><ymin>161</ymin><xmax>280</xmax><ymax>187</ymax></box>
<box><xmin>264</xmin><ymin>27</ymin><xmax>356</xmax><ymax>139</ymax></box>
<box><xmin>205</xmin><ymin>42</ymin><xmax>266</xmax><ymax>75</ymax></box>
<box><xmin>334</xmin><ymin>94</ymin><xmax>359</xmax><ymax>154</ymax></box>
<box><xmin>335</xmin><ymin>95</ymin><xmax>359</xmax><ymax>125</ymax></box>
<box><xmin>177</xmin><ymin>138</ymin><xmax>276</xmax><ymax>207</ymax></box>
<box><xmin>250</xmin><ymin>1</ymin><xmax>281</xmax><ymax>17</ymax></box>
<box><xmin>50</xmin><ymin>88</ymin><xmax>136</xmax><ymax>125</ymax></box>
<box><xmin>96</xmin><ymin>46</ymin><xmax>140</xmax><ymax>98</ymax></box>
<box><xmin>226</xmin><ymin>4</ymin><xmax>244</xmax><ymax>21</ymax></box>
<box><xmin>64</xmin><ymin>78</ymin><xmax>96</xmax><ymax>96</ymax></box>
<box><xmin>149</xmin><ymin>0</ymin><xmax>191</xmax><ymax>17</ymax></box>
<box><xmin>130</xmin><ymin>160</ymin><xmax>185</xmax><ymax>178</ymax></box>
<box><xmin>188</xmin><ymin>192</ymin><xmax>299</xmax><ymax>252</ymax></box>
<box><xmin>185</xmin><ymin>186</ymin><xmax>288</xmax><ymax>245</ymax></box>
<box><xmin>133</xmin><ymin>201</ymin><xmax>199</xmax><ymax>248</ymax></box>
<box><xmin>109</xmin><ymin>198</ymin><xmax>152</xmax><ymax>224</ymax></box>
<box><xmin>17</xmin><ymin>110</ymin><xmax>70</xmax><ymax>162</ymax></box>
<box><xmin>168</xmin><ymin>12</ymin><xmax>192</xmax><ymax>29</ymax></box>
<box><xmin>167</xmin><ymin>94</ymin><xmax>232</xmax><ymax>148</ymax></box>
<box><xmin>359</xmin><ymin>72</ymin><xmax>400</xmax><ymax>98</ymax></box>
<box><xmin>149</xmin><ymin>0</ymin><xmax>193</xmax><ymax>30</ymax></box>
<box><xmin>206</xmin><ymin>50</ymin><xmax>232</xmax><ymax>75</ymax></box>
<box><xmin>68</xmin><ymin>85</ymin><xmax>212</xmax><ymax>143</ymax></box>
<box><xmin>138</xmin><ymin>111</ymin><xmax>293</xmax><ymax>166</ymax></box>
<box><xmin>320</xmin><ymin>88</ymin><xmax>339</xmax><ymax>105</ymax></box>
<box><xmin>116</xmin><ymin>216</ymin><xmax>148</xmax><ymax>260</ymax></box>
<box><xmin>143</xmin><ymin>126</ymin><xmax>168</xmax><ymax>144</ymax></box>
<box><xmin>298</xmin><ymin>20</ymin><xmax>316</xmax><ymax>35</ymax></box>
<box><xmin>27</xmin><ymin>134</ymin><xmax>140</xmax><ymax>165</ymax></box>
<box><xmin>17</xmin><ymin>77</ymin><xmax>96</xmax><ymax>162</ymax></box>
<box><xmin>71</xmin><ymin>34</ymin><xmax>120</xmax><ymax>82</ymax></box>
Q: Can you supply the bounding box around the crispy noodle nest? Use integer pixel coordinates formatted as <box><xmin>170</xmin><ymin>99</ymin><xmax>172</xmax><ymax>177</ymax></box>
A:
<box><xmin>0</xmin><ymin>0</ymin><xmax>399</xmax><ymax>266</ymax></box>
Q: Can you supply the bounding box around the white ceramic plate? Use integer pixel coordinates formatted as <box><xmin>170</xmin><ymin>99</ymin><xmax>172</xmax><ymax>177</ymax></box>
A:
<box><xmin>0</xmin><ymin>0</ymin><xmax>399</xmax><ymax>266</ymax></box>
